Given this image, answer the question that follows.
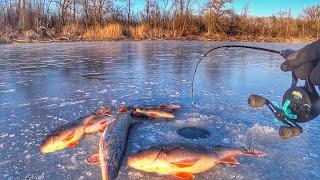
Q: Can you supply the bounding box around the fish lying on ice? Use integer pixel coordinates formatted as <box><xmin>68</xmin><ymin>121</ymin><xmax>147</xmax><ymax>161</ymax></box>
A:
<box><xmin>130</xmin><ymin>103</ymin><xmax>181</xmax><ymax>119</ymax></box>
<box><xmin>85</xmin><ymin>104</ymin><xmax>180</xmax><ymax>179</ymax></box>
<box><xmin>87</xmin><ymin>105</ymin><xmax>177</xmax><ymax>179</ymax></box>
<box><xmin>139</xmin><ymin>103</ymin><xmax>181</xmax><ymax>112</ymax></box>
<box><xmin>99</xmin><ymin>110</ymin><xmax>133</xmax><ymax>180</ymax></box>
<box><xmin>132</xmin><ymin>107</ymin><xmax>175</xmax><ymax>119</ymax></box>
<box><xmin>40</xmin><ymin>107</ymin><xmax>115</xmax><ymax>153</ymax></box>
<box><xmin>128</xmin><ymin>144</ymin><xmax>265</xmax><ymax>179</ymax></box>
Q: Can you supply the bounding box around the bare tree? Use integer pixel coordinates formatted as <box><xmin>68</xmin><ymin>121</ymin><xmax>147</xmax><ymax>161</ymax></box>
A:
<box><xmin>124</xmin><ymin>0</ymin><xmax>133</xmax><ymax>25</ymax></box>
<box><xmin>18</xmin><ymin>0</ymin><xmax>25</xmax><ymax>29</ymax></box>
<box><xmin>203</xmin><ymin>0</ymin><xmax>233</xmax><ymax>35</ymax></box>
<box><xmin>285</xmin><ymin>8</ymin><xmax>292</xmax><ymax>39</ymax></box>
<box><xmin>0</xmin><ymin>0</ymin><xmax>319</xmax><ymax>42</ymax></box>
<box><xmin>145</xmin><ymin>0</ymin><xmax>151</xmax><ymax>22</ymax></box>
<box><xmin>241</xmin><ymin>1</ymin><xmax>249</xmax><ymax>17</ymax></box>
<box><xmin>303</xmin><ymin>4</ymin><xmax>320</xmax><ymax>38</ymax></box>
<box><xmin>53</xmin><ymin>0</ymin><xmax>73</xmax><ymax>26</ymax></box>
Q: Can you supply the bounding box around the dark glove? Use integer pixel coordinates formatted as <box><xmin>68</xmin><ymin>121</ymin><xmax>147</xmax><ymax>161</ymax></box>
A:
<box><xmin>280</xmin><ymin>39</ymin><xmax>320</xmax><ymax>86</ymax></box>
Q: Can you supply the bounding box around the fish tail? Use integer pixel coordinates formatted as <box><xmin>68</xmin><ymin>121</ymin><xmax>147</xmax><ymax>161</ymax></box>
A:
<box><xmin>241</xmin><ymin>146</ymin><xmax>266</xmax><ymax>157</ymax></box>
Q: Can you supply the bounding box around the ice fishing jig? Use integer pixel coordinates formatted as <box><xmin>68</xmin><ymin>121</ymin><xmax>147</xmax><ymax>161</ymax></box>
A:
<box><xmin>192</xmin><ymin>45</ymin><xmax>320</xmax><ymax>139</ymax></box>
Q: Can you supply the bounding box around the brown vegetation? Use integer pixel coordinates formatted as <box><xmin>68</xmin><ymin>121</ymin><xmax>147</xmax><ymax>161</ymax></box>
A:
<box><xmin>0</xmin><ymin>0</ymin><xmax>319</xmax><ymax>43</ymax></box>
<box><xmin>83</xmin><ymin>24</ymin><xmax>124</xmax><ymax>40</ymax></box>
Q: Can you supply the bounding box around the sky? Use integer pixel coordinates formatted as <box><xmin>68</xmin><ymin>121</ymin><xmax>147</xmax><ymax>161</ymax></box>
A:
<box><xmin>132</xmin><ymin>0</ymin><xmax>320</xmax><ymax>17</ymax></box>
<box><xmin>229</xmin><ymin>0</ymin><xmax>320</xmax><ymax>17</ymax></box>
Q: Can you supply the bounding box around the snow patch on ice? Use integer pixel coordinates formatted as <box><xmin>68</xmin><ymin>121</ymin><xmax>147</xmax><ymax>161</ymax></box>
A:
<box><xmin>310</xmin><ymin>153</ymin><xmax>319</xmax><ymax>158</ymax></box>
<box><xmin>0</xmin><ymin>132</ymin><xmax>9</xmax><ymax>138</ymax></box>
<box><xmin>18</xmin><ymin>103</ymin><xmax>31</xmax><ymax>107</ymax></box>
<box><xmin>0</xmin><ymin>102</ymin><xmax>11</xmax><ymax>106</ymax></box>
<box><xmin>98</xmin><ymin>89</ymin><xmax>108</xmax><ymax>93</ymax></box>
<box><xmin>249</xmin><ymin>123</ymin><xmax>276</xmax><ymax>136</ymax></box>
<box><xmin>38</xmin><ymin>97</ymin><xmax>49</xmax><ymax>101</ymax></box>
<box><xmin>0</xmin><ymin>89</ymin><xmax>16</xmax><ymax>93</ymax></box>
<box><xmin>128</xmin><ymin>171</ymin><xmax>144</xmax><ymax>179</ymax></box>
<box><xmin>59</xmin><ymin>100</ymin><xmax>85</xmax><ymax>107</ymax></box>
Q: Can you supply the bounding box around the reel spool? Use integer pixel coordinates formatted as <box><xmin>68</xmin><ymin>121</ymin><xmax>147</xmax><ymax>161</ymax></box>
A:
<box><xmin>282</xmin><ymin>73</ymin><xmax>319</xmax><ymax>123</ymax></box>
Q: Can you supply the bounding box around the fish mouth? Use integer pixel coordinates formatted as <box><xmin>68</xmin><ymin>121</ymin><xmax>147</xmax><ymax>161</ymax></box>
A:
<box><xmin>40</xmin><ymin>145</ymin><xmax>53</xmax><ymax>153</ymax></box>
<box><xmin>127</xmin><ymin>156</ymin><xmax>137</xmax><ymax>167</ymax></box>
<box><xmin>127</xmin><ymin>156</ymin><xmax>146</xmax><ymax>169</ymax></box>
<box><xmin>40</xmin><ymin>143</ymin><xmax>54</xmax><ymax>153</ymax></box>
<box><xmin>40</xmin><ymin>138</ymin><xmax>58</xmax><ymax>153</ymax></box>
<box><xmin>128</xmin><ymin>149</ymin><xmax>163</xmax><ymax>170</ymax></box>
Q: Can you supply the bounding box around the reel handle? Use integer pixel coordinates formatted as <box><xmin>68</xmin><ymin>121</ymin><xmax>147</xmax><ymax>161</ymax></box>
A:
<box><xmin>248</xmin><ymin>95</ymin><xmax>267</xmax><ymax>108</ymax></box>
<box><xmin>248</xmin><ymin>95</ymin><xmax>277</xmax><ymax>113</ymax></box>
<box><xmin>279</xmin><ymin>126</ymin><xmax>302</xmax><ymax>139</ymax></box>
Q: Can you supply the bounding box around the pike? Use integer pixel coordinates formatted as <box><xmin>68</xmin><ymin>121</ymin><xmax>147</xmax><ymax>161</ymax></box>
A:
<box><xmin>86</xmin><ymin>106</ymin><xmax>178</xmax><ymax>179</ymax></box>
<box><xmin>141</xmin><ymin>104</ymin><xmax>181</xmax><ymax>112</ymax></box>
<box><xmin>40</xmin><ymin>107</ymin><xmax>115</xmax><ymax>154</ymax></box>
<box><xmin>128</xmin><ymin>144</ymin><xmax>265</xmax><ymax>180</ymax></box>
<box><xmin>132</xmin><ymin>107</ymin><xmax>175</xmax><ymax>119</ymax></box>
<box><xmin>87</xmin><ymin>105</ymin><xmax>174</xmax><ymax>180</ymax></box>
<box><xmin>98</xmin><ymin>110</ymin><xmax>133</xmax><ymax>180</ymax></box>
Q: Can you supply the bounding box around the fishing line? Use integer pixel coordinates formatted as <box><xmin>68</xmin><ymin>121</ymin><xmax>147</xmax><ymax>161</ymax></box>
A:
<box><xmin>191</xmin><ymin>45</ymin><xmax>281</xmax><ymax>109</ymax></box>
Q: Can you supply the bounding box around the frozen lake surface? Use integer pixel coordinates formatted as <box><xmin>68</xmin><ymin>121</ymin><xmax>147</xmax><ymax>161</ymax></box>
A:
<box><xmin>0</xmin><ymin>41</ymin><xmax>319</xmax><ymax>179</ymax></box>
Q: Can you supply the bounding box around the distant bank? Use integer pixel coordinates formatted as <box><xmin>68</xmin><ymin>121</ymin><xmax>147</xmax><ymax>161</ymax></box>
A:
<box><xmin>2</xmin><ymin>1</ymin><xmax>319</xmax><ymax>45</ymax></box>
<box><xmin>0</xmin><ymin>33</ymin><xmax>314</xmax><ymax>45</ymax></box>
<box><xmin>0</xmin><ymin>23</ymin><xmax>317</xmax><ymax>45</ymax></box>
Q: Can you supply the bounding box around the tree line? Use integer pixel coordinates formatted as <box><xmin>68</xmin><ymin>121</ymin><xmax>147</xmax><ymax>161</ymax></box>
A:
<box><xmin>0</xmin><ymin>0</ymin><xmax>319</xmax><ymax>42</ymax></box>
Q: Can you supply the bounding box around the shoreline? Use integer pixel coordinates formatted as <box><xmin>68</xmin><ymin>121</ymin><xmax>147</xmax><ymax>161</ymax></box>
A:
<box><xmin>0</xmin><ymin>35</ymin><xmax>314</xmax><ymax>45</ymax></box>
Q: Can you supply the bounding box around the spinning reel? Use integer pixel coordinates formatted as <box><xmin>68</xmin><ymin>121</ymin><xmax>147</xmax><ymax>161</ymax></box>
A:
<box><xmin>192</xmin><ymin>45</ymin><xmax>320</xmax><ymax>140</ymax></box>
<box><xmin>248</xmin><ymin>73</ymin><xmax>319</xmax><ymax>139</ymax></box>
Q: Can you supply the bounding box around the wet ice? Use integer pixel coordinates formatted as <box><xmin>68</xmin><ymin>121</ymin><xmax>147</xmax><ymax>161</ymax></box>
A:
<box><xmin>0</xmin><ymin>41</ymin><xmax>319</xmax><ymax>179</ymax></box>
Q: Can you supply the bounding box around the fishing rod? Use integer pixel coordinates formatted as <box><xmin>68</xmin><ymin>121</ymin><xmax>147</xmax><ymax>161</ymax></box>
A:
<box><xmin>191</xmin><ymin>45</ymin><xmax>319</xmax><ymax>139</ymax></box>
<box><xmin>191</xmin><ymin>45</ymin><xmax>281</xmax><ymax>107</ymax></box>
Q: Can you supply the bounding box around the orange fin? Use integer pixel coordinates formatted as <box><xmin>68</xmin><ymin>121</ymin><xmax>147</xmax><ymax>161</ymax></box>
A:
<box><xmin>68</xmin><ymin>141</ymin><xmax>78</xmax><ymax>148</ymax></box>
<box><xmin>100</xmin><ymin>120</ymin><xmax>108</xmax><ymax>126</ymax></box>
<box><xmin>100</xmin><ymin>125</ymin><xmax>108</xmax><ymax>131</ymax></box>
<box><xmin>99</xmin><ymin>121</ymin><xmax>108</xmax><ymax>131</ymax></box>
<box><xmin>171</xmin><ymin>158</ymin><xmax>200</xmax><ymax>168</ymax></box>
<box><xmin>219</xmin><ymin>157</ymin><xmax>240</xmax><ymax>165</ymax></box>
<box><xmin>63</xmin><ymin>131</ymin><xmax>75</xmax><ymax>142</ymax></box>
<box><xmin>85</xmin><ymin>154</ymin><xmax>100</xmax><ymax>165</ymax></box>
<box><xmin>173</xmin><ymin>172</ymin><xmax>195</xmax><ymax>180</ymax></box>
<box><xmin>118</xmin><ymin>105</ymin><xmax>127</xmax><ymax>112</ymax></box>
